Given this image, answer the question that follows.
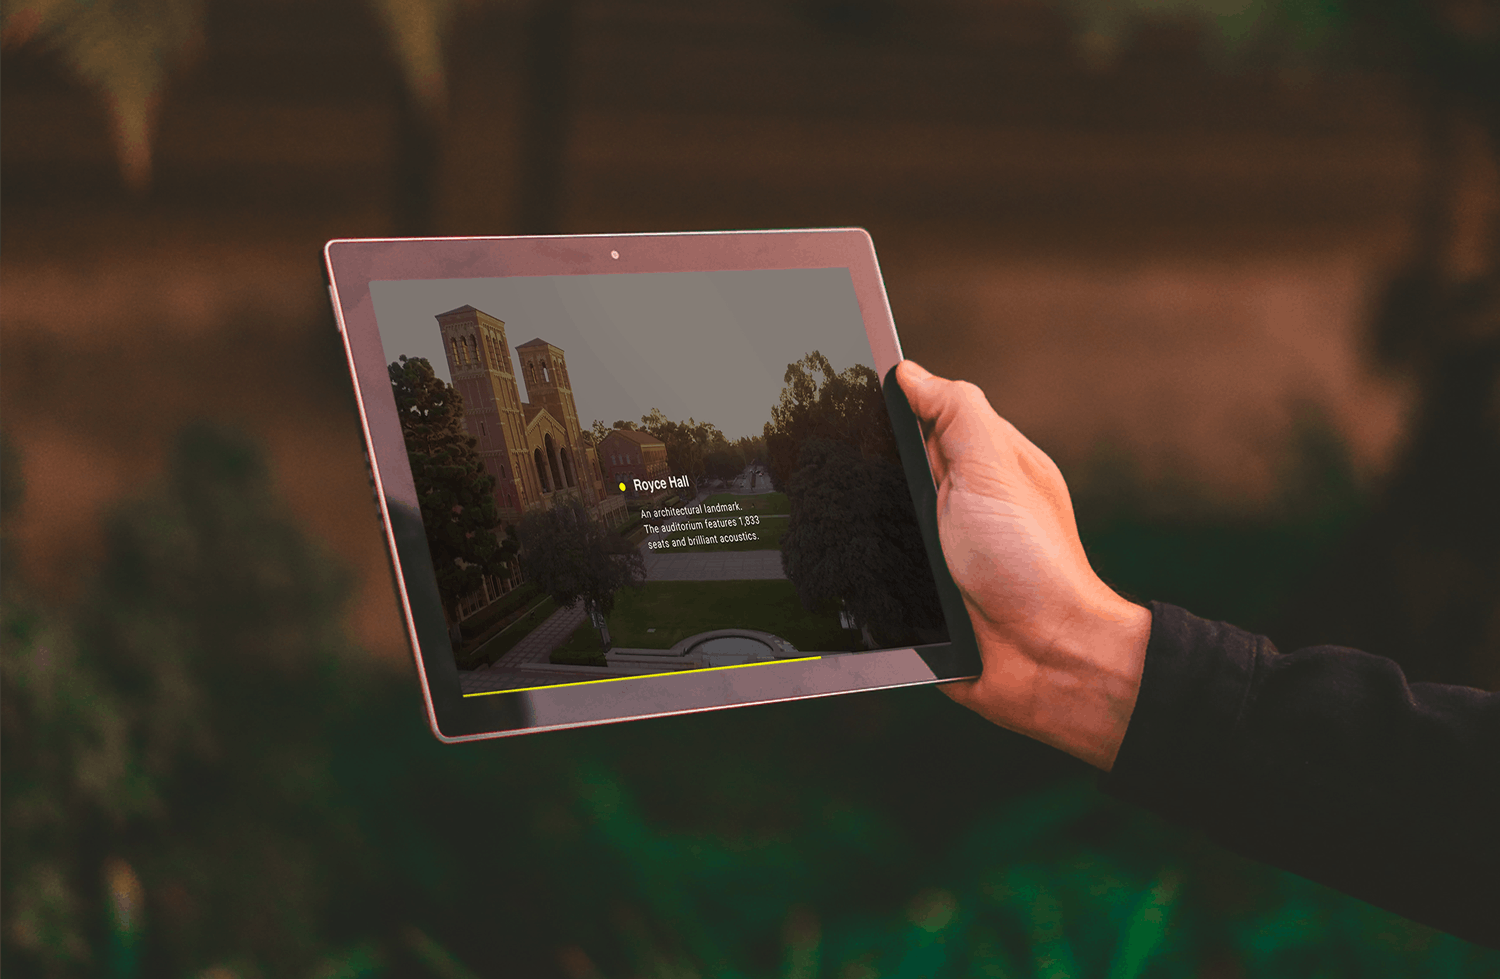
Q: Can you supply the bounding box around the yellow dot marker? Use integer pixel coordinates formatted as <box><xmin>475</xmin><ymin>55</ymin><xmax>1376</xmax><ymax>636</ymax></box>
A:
<box><xmin>618</xmin><ymin>482</ymin><xmax>627</xmax><ymax>492</ymax></box>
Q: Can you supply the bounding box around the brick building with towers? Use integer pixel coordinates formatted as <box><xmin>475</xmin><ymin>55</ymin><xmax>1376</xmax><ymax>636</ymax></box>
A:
<box><xmin>433</xmin><ymin>305</ymin><xmax>626</xmax><ymax>534</ymax></box>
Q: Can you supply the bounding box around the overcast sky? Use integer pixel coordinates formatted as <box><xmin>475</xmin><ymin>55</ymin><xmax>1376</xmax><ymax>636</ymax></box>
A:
<box><xmin>369</xmin><ymin>268</ymin><xmax>874</xmax><ymax>440</ymax></box>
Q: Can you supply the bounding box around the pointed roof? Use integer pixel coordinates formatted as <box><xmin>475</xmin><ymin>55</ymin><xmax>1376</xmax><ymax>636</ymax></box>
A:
<box><xmin>522</xmin><ymin>403</ymin><xmax>562</xmax><ymax>430</ymax></box>
<box><xmin>517</xmin><ymin>337</ymin><xmax>561</xmax><ymax>350</ymax></box>
<box><xmin>435</xmin><ymin>304</ymin><xmax>479</xmax><ymax>318</ymax></box>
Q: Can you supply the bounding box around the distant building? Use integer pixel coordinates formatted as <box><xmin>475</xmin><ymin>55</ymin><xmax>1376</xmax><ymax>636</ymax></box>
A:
<box><xmin>599</xmin><ymin>428</ymin><xmax>669</xmax><ymax>496</ymax></box>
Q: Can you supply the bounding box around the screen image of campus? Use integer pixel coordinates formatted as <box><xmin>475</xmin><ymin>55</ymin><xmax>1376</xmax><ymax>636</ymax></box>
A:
<box><xmin>370</xmin><ymin>268</ymin><xmax>949</xmax><ymax>695</ymax></box>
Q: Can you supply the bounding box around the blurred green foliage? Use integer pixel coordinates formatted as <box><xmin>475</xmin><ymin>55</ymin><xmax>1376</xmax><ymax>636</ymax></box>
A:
<box><xmin>5</xmin><ymin>422</ymin><xmax>1497</xmax><ymax>978</ymax></box>
<box><xmin>1072</xmin><ymin>400</ymin><xmax>1367</xmax><ymax>635</ymax></box>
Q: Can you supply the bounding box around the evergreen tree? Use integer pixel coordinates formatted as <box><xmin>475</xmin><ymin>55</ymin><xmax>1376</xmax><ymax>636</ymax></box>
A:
<box><xmin>389</xmin><ymin>356</ymin><xmax>514</xmax><ymax>636</ymax></box>
<box><xmin>780</xmin><ymin>439</ymin><xmax>947</xmax><ymax>648</ymax></box>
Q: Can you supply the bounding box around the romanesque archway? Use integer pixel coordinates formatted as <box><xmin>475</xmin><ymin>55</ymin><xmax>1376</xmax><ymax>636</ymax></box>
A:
<box><xmin>544</xmin><ymin>434</ymin><xmax>563</xmax><ymax>491</ymax></box>
<box><xmin>533</xmin><ymin>447</ymin><xmax>551</xmax><ymax>493</ymax></box>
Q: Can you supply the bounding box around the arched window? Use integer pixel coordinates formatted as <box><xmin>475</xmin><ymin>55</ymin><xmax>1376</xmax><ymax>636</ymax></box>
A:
<box><xmin>561</xmin><ymin>448</ymin><xmax>576</xmax><ymax>488</ymax></box>
<box><xmin>534</xmin><ymin>448</ymin><xmax>551</xmax><ymax>493</ymax></box>
<box><xmin>544</xmin><ymin>434</ymin><xmax>563</xmax><ymax>492</ymax></box>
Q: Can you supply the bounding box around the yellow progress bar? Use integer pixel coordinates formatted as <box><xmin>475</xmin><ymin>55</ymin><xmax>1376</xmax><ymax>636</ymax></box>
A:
<box><xmin>462</xmin><ymin>655</ymin><xmax>824</xmax><ymax>697</ymax></box>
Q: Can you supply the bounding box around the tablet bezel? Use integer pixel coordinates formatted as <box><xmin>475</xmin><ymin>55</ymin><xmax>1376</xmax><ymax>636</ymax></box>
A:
<box><xmin>324</xmin><ymin>229</ymin><xmax>979</xmax><ymax>741</ymax></box>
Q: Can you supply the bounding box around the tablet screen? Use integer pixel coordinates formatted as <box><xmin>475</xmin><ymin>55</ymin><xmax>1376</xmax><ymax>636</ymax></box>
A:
<box><xmin>367</xmin><ymin>266</ymin><xmax>950</xmax><ymax>698</ymax></box>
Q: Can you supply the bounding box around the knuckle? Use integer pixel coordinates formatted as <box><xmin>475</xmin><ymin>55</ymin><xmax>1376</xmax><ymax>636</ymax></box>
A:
<box><xmin>953</xmin><ymin>380</ymin><xmax>989</xmax><ymax>406</ymax></box>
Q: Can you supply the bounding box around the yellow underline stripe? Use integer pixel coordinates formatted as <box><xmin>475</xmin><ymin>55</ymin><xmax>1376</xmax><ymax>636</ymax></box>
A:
<box><xmin>462</xmin><ymin>655</ymin><xmax>824</xmax><ymax>697</ymax></box>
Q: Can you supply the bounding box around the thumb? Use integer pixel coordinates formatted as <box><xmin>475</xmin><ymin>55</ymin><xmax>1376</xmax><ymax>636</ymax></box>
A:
<box><xmin>896</xmin><ymin>359</ymin><xmax>942</xmax><ymax>426</ymax></box>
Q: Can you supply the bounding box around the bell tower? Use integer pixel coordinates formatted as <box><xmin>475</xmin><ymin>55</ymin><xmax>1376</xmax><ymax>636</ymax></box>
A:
<box><xmin>517</xmin><ymin>338</ymin><xmax>582</xmax><ymax>444</ymax></box>
<box><xmin>517</xmin><ymin>338</ymin><xmax>591</xmax><ymax>501</ymax></box>
<box><xmin>434</xmin><ymin>305</ymin><xmax>532</xmax><ymax>516</ymax></box>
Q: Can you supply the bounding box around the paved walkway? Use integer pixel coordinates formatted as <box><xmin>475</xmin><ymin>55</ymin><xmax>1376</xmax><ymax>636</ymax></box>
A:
<box><xmin>489</xmin><ymin>601</ymin><xmax>587</xmax><ymax>669</ymax></box>
<box><xmin>459</xmin><ymin>601</ymin><xmax>602</xmax><ymax>695</ymax></box>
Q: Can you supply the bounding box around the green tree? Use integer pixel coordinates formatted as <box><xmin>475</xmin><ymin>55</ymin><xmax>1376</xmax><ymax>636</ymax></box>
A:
<box><xmin>638</xmin><ymin>409</ymin><xmax>737</xmax><ymax>485</ymax></box>
<box><xmin>517</xmin><ymin>500</ymin><xmax>645</xmax><ymax>651</ymax></box>
<box><xmin>702</xmin><ymin>444</ymin><xmax>746</xmax><ymax>482</ymax></box>
<box><xmin>589</xmin><ymin>418</ymin><xmax>645</xmax><ymax>442</ymax></box>
<box><xmin>780</xmin><ymin>439</ymin><xmax>947</xmax><ymax>648</ymax></box>
<box><xmin>765</xmin><ymin>352</ymin><xmax>896</xmax><ymax>491</ymax></box>
<box><xmin>389</xmin><ymin>356</ymin><xmax>514</xmax><ymax>638</ymax></box>
<box><xmin>735</xmin><ymin>434</ymin><xmax>767</xmax><ymax>468</ymax></box>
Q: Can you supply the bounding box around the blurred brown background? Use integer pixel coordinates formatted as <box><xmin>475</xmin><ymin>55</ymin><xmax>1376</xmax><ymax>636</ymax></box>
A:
<box><xmin>9</xmin><ymin>0</ymin><xmax>1473</xmax><ymax>670</ymax></box>
<box><xmin>5</xmin><ymin>2</ymin><xmax>1500</xmax><ymax>974</ymax></box>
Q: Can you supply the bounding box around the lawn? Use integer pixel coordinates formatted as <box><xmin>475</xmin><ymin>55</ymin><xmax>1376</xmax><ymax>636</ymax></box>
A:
<box><xmin>465</xmin><ymin>595</ymin><xmax>557</xmax><ymax>667</ymax></box>
<box><xmin>701</xmin><ymin>491</ymin><xmax>788</xmax><ymax>515</ymax></box>
<box><xmin>550</xmin><ymin>620</ymin><xmax>609</xmax><ymax>666</ymax></box>
<box><xmin>603</xmin><ymin>579</ymin><xmax>861</xmax><ymax>653</ymax></box>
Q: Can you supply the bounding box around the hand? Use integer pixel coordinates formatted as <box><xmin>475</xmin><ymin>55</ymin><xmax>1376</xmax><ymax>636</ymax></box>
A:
<box><xmin>896</xmin><ymin>360</ymin><xmax>1152</xmax><ymax>771</ymax></box>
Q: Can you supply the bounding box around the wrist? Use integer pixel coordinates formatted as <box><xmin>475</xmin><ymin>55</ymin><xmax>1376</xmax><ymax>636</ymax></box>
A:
<box><xmin>973</xmin><ymin>593</ymin><xmax>1152</xmax><ymax>772</ymax></box>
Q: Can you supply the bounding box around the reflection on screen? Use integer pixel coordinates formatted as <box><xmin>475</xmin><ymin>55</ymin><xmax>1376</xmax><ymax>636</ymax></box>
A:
<box><xmin>370</xmin><ymin>269</ymin><xmax>948</xmax><ymax>696</ymax></box>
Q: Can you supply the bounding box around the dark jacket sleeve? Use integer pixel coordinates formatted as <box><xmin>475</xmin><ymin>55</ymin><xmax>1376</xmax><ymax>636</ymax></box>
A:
<box><xmin>1099</xmin><ymin>601</ymin><xmax>1500</xmax><ymax>949</ymax></box>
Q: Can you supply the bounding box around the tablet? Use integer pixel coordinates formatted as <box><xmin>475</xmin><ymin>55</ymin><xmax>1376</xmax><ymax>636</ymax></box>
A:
<box><xmin>324</xmin><ymin>229</ymin><xmax>979</xmax><ymax>741</ymax></box>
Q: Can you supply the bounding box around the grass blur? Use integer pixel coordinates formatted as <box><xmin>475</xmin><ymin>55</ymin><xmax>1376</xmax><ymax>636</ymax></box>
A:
<box><xmin>5</xmin><ymin>421</ymin><xmax>1496</xmax><ymax>978</ymax></box>
<box><xmin>551</xmin><ymin>619</ymin><xmax>612</xmax><ymax>664</ymax></box>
